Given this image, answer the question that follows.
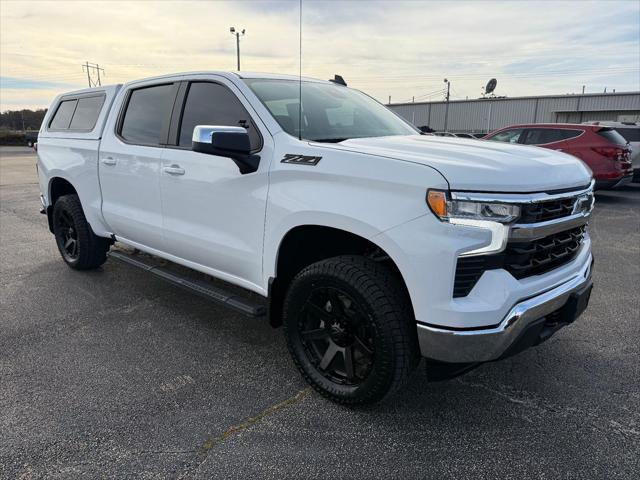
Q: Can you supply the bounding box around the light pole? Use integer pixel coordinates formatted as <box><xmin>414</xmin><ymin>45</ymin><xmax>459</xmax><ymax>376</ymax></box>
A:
<box><xmin>443</xmin><ymin>78</ymin><xmax>451</xmax><ymax>132</ymax></box>
<box><xmin>229</xmin><ymin>27</ymin><xmax>245</xmax><ymax>71</ymax></box>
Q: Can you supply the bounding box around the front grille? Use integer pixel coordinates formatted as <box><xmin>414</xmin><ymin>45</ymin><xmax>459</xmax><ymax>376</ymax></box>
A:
<box><xmin>519</xmin><ymin>198</ymin><xmax>576</xmax><ymax>223</ymax></box>
<box><xmin>504</xmin><ymin>225</ymin><xmax>585</xmax><ymax>278</ymax></box>
<box><xmin>453</xmin><ymin>225</ymin><xmax>586</xmax><ymax>297</ymax></box>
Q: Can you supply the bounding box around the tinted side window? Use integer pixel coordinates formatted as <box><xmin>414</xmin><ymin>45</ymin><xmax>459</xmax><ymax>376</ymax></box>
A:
<box><xmin>178</xmin><ymin>82</ymin><xmax>261</xmax><ymax>149</ymax></box>
<box><xmin>120</xmin><ymin>84</ymin><xmax>175</xmax><ymax>145</ymax></box>
<box><xmin>49</xmin><ymin>100</ymin><xmax>77</xmax><ymax>129</ymax></box>
<box><xmin>69</xmin><ymin>95</ymin><xmax>105</xmax><ymax>130</ymax></box>
<box><xmin>558</xmin><ymin>129</ymin><xmax>583</xmax><ymax>141</ymax></box>
<box><xmin>489</xmin><ymin>129</ymin><xmax>523</xmax><ymax>143</ymax></box>
<box><xmin>524</xmin><ymin>128</ymin><xmax>580</xmax><ymax>145</ymax></box>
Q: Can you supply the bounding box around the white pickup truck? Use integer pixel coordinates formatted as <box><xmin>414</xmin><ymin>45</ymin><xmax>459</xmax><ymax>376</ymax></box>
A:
<box><xmin>37</xmin><ymin>71</ymin><xmax>595</xmax><ymax>404</ymax></box>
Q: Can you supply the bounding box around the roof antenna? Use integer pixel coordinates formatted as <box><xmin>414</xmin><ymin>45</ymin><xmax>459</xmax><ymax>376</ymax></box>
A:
<box><xmin>298</xmin><ymin>0</ymin><xmax>302</xmax><ymax>141</ymax></box>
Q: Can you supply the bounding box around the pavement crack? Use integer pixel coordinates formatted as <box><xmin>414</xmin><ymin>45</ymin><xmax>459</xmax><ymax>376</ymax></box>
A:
<box><xmin>200</xmin><ymin>387</ymin><xmax>311</xmax><ymax>453</ymax></box>
<box><xmin>456</xmin><ymin>378</ymin><xmax>640</xmax><ymax>442</ymax></box>
<box><xmin>137</xmin><ymin>449</ymin><xmax>197</xmax><ymax>455</ymax></box>
<box><xmin>179</xmin><ymin>387</ymin><xmax>311</xmax><ymax>479</ymax></box>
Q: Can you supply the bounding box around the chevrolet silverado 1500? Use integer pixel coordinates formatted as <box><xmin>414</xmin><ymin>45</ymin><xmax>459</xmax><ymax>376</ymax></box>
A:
<box><xmin>37</xmin><ymin>72</ymin><xmax>594</xmax><ymax>404</ymax></box>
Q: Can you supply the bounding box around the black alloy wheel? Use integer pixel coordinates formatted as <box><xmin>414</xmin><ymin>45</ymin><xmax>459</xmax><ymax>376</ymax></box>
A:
<box><xmin>283</xmin><ymin>255</ymin><xmax>419</xmax><ymax>405</ymax></box>
<box><xmin>52</xmin><ymin>194</ymin><xmax>109</xmax><ymax>270</ymax></box>
<box><xmin>55</xmin><ymin>208</ymin><xmax>79</xmax><ymax>261</ymax></box>
<box><xmin>298</xmin><ymin>286</ymin><xmax>376</xmax><ymax>386</ymax></box>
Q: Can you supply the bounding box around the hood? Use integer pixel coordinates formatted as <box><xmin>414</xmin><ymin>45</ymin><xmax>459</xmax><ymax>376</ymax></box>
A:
<box><xmin>319</xmin><ymin>135</ymin><xmax>593</xmax><ymax>192</ymax></box>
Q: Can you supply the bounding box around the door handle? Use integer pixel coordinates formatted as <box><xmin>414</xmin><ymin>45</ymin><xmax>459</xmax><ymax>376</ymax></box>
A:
<box><xmin>102</xmin><ymin>157</ymin><xmax>117</xmax><ymax>166</ymax></box>
<box><xmin>163</xmin><ymin>165</ymin><xmax>185</xmax><ymax>176</ymax></box>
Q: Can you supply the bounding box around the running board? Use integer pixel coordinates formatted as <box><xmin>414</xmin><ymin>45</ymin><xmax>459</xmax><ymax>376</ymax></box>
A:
<box><xmin>108</xmin><ymin>250</ymin><xmax>266</xmax><ymax>317</ymax></box>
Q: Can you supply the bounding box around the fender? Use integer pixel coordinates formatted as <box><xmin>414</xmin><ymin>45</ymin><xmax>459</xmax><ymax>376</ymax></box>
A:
<box><xmin>263</xmin><ymin>211</ymin><xmax>384</xmax><ymax>287</ymax></box>
<box><xmin>43</xmin><ymin>166</ymin><xmax>112</xmax><ymax>238</ymax></box>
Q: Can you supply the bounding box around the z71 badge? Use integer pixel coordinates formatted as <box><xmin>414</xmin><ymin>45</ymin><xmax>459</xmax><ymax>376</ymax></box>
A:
<box><xmin>281</xmin><ymin>154</ymin><xmax>322</xmax><ymax>166</ymax></box>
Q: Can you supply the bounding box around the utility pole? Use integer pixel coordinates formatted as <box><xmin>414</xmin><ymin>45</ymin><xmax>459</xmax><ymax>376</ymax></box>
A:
<box><xmin>82</xmin><ymin>62</ymin><xmax>105</xmax><ymax>87</ymax></box>
<box><xmin>443</xmin><ymin>78</ymin><xmax>451</xmax><ymax>132</ymax></box>
<box><xmin>229</xmin><ymin>27</ymin><xmax>246</xmax><ymax>71</ymax></box>
<box><xmin>582</xmin><ymin>85</ymin><xmax>585</xmax><ymax>94</ymax></box>
<box><xmin>388</xmin><ymin>95</ymin><xmax>391</xmax><ymax>104</ymax></box>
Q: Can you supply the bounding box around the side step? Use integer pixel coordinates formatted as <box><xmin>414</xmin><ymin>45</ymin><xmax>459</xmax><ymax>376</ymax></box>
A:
<box><xmin>108</xmin><ymin>250</ymin><xmax>266</xmax><ymax>317</ymax></box>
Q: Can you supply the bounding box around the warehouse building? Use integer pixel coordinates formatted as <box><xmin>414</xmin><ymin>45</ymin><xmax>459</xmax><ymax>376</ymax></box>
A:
<box><xmin>388</xmin><ymin>91</ymin><xmax>640</xmax><ymax>134</ymax></box>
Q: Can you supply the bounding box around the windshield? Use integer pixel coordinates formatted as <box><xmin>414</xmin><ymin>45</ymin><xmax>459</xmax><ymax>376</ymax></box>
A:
<box><xmin>244</xmin><ymin>79</ymin><xmax>417</xmax><ymax>142</ymax></box>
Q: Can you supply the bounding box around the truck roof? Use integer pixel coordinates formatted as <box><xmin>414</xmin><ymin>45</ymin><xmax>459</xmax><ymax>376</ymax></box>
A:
<box><xmin>57</xmin><ymin>71</ymin><xmax>332</xmax><ymax>98</ymax></box>
<box><xmin>122</xmin><ymin>70</ymin><xmax>331</xmax><ymax>88</ymax></box>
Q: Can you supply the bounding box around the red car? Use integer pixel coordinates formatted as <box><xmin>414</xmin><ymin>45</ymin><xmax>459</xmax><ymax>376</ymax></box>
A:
<box><xmin>484</xmin><ymin>123</ymin><xmax>633</xmax><ymax>189</ymax></box>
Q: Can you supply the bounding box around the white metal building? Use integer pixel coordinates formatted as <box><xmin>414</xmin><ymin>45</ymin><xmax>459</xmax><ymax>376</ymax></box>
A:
<box><xmin>388</xmin><ymin>91</ymin><xmax>640</xmax><ymax>134</ymax></box>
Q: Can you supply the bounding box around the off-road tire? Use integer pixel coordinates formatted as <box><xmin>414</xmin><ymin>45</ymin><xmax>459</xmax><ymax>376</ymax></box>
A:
<box><xmin>52</xmin><ymin>194</ymin><xmax>109</xmax><ymax>270</ymax></box>
<box><xmin>283</xmin><ymin>255</ymin><xmax>420</xmax><ymax>405</ymax></box>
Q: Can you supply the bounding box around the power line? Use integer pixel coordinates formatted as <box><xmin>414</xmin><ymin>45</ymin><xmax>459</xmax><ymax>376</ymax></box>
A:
<box><xmin>1</xmin><ymin>73</ymin><xmax>86</xmax><ymax>82</ymax></box>
<box><xmin>400</xmin><ymin>88</ymin><xmax>446</xmax><ymax>104</ymax></box>
<box><xmin>348</xmin><ymin>66</ymin><xmax>639</xmax><ymax>83</ymax></box>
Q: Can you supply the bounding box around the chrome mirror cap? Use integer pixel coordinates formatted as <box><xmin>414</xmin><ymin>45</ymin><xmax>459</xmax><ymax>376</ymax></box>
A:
<box><xmin>192</xmin><ymin>125</ymin><xmax>247</xmax><ymax>144</ymax></box>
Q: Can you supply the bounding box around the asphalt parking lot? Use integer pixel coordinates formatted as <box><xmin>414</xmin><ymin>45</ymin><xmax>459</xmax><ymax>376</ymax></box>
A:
<box><xmin>1</xmin><ymin>146</ymin><xmax>638</xmax><ymax>479</ymax></box>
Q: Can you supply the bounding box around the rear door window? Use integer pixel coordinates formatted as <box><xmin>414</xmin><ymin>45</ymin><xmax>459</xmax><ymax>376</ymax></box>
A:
<box><xmin>49</xmin><ymin>100</ymin><xmax>77</xmax><ymax>129</ymax></box>
<box><xmin>177</xmin><ymin>82</ymin><xmax>262</xmax><ymax>150</ymax></box>
<box><xmin>119</xmin><ymin>84</ymin><xmax>176</xmax><ymax>145</ymax></box>
<box><xmin>488</xmin><ymin>129</ymin><xmax>524</xmax><ymax>143</ymax></box>
<box><xmin>69</xmin><ymin>95</ymin><xmax>105</xmax><ymax>130</ymax></box>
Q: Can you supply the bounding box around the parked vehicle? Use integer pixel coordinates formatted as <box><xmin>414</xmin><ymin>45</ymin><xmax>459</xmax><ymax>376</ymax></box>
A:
<box><xmin>434</xmin><ymin>131</ymin><xmax>457</xmax><ymax>137</ymax></box>
<box><xmin>452</xmin><ymin>133</ymin><xmax>477</xmax><ymax>139</ymax></box>
<box><xmin>484</xmin><ymin>123</ymin><xmax>633</xmax><ymax>189</ymax></box>
<box><xmin>25</xmin><ymin>131</ymin><xmax>38</xmax><ymax>148</ymax></box>
<box><xmin>583</xmin><ymin>121</ymin><xmax>640</xmax><ymax>181</ymax></box>
<box><xmin>37</xmin><ymin>72</ymin><xmax>594</xmax><ymax>404</ymax></box>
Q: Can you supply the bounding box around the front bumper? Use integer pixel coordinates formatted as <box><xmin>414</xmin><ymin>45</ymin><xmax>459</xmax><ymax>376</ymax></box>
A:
<box><xmin>595</xmin><ymin>172</ymin><xmax>634</xmax><ymax>190</ymax></box>
<box><xmin>417</xmin><ymin>253</ymin><xmax>593</xmax><ymax>363</ymax></box>
<box><xmin>614</xmin><ymin>172</ymin><xmax>634</xmax><ymax>188</ymax></box>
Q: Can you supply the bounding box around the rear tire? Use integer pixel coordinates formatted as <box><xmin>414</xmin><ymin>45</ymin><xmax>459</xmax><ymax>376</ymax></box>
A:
<box><xmin>283</xmin><ymin>255</ymin><xmax>419</xmax><ymax>405</ymax></box>
<box><xmin>52</xmin><ymin>194</ymin><xmax>109</xmax><ymax>270</ymax></box>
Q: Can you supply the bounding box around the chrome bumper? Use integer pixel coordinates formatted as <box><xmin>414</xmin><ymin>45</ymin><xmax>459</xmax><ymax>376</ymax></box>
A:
<box><xmin>417</xmin><ymin>254</ymin><xmax>593</xmax><ymax>363</ymax></box>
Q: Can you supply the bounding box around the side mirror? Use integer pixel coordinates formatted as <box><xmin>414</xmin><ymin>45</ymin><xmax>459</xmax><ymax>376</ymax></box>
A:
<box><xmin>192</xmin><ymin>125</ymin><xmax>259</xmax><ymax>174</ymax></box>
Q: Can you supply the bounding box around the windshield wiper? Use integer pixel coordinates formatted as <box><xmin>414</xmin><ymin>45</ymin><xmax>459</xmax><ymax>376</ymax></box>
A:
<box><xmin>311</xmin><ymin>138</ymin><xmax>350</xmax><ymax>143</ymax></box>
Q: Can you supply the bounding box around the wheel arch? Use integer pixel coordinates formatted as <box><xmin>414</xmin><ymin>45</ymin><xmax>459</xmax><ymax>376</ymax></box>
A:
<box><xmin>267</xmin><ymin>223</ymin><xmax>414</xmax><ymax>327</ymax></box>
<box><xmin>46</xmin><ymin>176</ymin><xmax>78</xmax><ymax>233</ymax></box>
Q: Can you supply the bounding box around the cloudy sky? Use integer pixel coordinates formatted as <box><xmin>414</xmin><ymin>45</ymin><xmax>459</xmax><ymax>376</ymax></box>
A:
<box><xmin>1</xmin><ymin>0</ymin><xmax>639</xmax><ymax>111</ymax></box>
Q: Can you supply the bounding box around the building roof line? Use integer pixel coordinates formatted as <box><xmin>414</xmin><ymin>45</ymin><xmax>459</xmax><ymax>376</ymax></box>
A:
<box><xmin>389</xmin><ymin>91</ymin><xmax>640</xmax><ymax>107</ymax></box>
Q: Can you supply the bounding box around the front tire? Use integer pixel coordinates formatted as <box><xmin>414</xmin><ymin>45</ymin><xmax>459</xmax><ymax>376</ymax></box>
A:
<box><xmin>283</xmin><ymin>255</ymin><xmax>419</xmax><ymax>405</ymax></box>
<box><xmin>52</xmin><ymin>194</ymin><xmax>109</xmax><ymax>270</ymax></box>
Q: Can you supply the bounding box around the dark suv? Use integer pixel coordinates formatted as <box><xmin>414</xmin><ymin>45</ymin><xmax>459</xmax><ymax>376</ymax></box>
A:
<box><xmin>484</xmin><ymin>123</ymin><xmax>633</xmax><ymax>189</ymax></box>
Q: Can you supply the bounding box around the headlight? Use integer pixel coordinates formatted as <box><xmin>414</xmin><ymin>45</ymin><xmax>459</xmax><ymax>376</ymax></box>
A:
<box><xmin>427</xmin><ymin>189</ymin><xmax>520</xmax><ymax>223</ymax></box>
